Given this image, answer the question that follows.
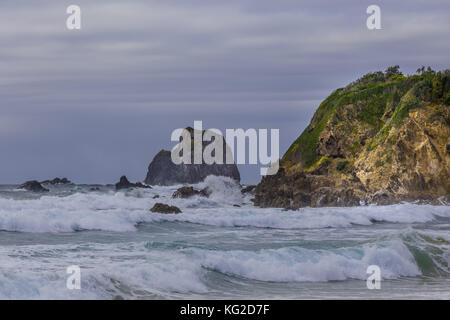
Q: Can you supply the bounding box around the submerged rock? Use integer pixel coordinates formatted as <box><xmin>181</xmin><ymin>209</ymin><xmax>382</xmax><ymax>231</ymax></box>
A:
<box><xmin>150</xmin><ymin>203</ymin><xmax>182</xmax><ymax>214</ymax></box>
<box><xmin>19</xmin><ymin>181</ymin><xmax>49</xmax><ymax>192</ymax></box>
<box><xmin>115</xmin><ymin>176</ymin><xmax>152</xmax><ymax>190</ymax></box>
<box><xmin>172</xmin><ymin>186</ymin><xmax>212</xmax><ymax>199</ymax></box>
<box><xmin>144</xmin><ymin>127</ymin><xmax>240</xmax><ymax>186</ymax></box>
<box><xmin>255</xmin><ymin>67</ymin><xmax>450</xmax><ymax>208</ymax></box>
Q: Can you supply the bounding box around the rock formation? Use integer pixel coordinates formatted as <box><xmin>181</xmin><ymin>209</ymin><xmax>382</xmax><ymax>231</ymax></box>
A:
<box><xmin>145</xmin><ymin>127</ymin><xmax>240</xmax><ymax>186</ymax></box>
<box><xmin>172</xmin><ymin>186</ymin><xmax>211</xmax><ymax>198</ymax></box>
<box><xmin>19</xmin><ymin>181</ymin><xmax>49</xmax><ymax>192</ymax></box>
<box><xmin>241</xmin><ymin>185</ymin><xmax>256</xmax><ymax>195</ymax></box>
<box><xmin>41</xmin><ymin>178</ymin><xmax>72</xmax><ymax>185</ymax></box>
<box><xmin>150</xmin><ymin>203</ymin><xmax>182</xmax><ymax>214</ymax></box>
<box><xmin>115</xmin><ymin>176</ymin><xmax>152</xmax><ymax>190</ymax></box>
<box><xmin>255</xmin><ymin>67</ymin><xmax>450</xmax><ymax>209</ymax></box>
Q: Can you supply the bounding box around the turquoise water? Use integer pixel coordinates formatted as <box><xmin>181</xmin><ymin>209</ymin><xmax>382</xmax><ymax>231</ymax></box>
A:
<box><xmin>0</xmin><ymin>177</ymin><xmax>449</xmax><ymax>299</ymax></box>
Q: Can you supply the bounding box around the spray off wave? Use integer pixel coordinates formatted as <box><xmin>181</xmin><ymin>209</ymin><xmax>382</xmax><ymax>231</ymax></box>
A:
<box><xmin>0</xmin><ymin>176</ymin><xmax>449</xmax><ymax>233</ymax></box>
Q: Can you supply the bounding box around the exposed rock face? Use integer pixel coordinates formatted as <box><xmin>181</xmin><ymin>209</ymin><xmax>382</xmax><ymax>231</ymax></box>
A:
<box><xmin>19</xmin><ymin>181</ymin><xmax>49</xmax><ymax>192</ymax></box>
<box><xmin>115</xmin><ymin>176</ymin><xmax>152</xmax><ymax>190</ymax></box>
<box><xmin>241</xmin><ymin>185</ymin><xmax>256</xmax><ymax>195</ymax></box>
<box><xmin>255</xmin><ymin>68</ymin><xmax>450</xmax><ymax>209</ymax></box>
<box><xmin>41</xmin><ymin>178</ymin><xmax>72</xmax><ymax>185</ymax></box>
<box><xmin>150</xmin><ymin>203</ymin><xmax>182</xmax><ymax>214</ymax></box>
<box><xmin>144</xmin><ymin>127</ymin><xmax>240</xmax><ymax>186</ymax></box>
<box><xmin>172</xmin><ymin>186</ymin><xmax>211</xmax><ymax>198</ymax></box>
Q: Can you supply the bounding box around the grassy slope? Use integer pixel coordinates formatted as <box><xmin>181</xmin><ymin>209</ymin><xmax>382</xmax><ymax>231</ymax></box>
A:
<box><xmin>283</xmin><ymin>69</ymin><xmax>450</xmax><ymax>171</ymax></box>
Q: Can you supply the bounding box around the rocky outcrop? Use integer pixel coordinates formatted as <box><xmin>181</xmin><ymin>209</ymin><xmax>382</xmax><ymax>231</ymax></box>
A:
<box><xmin>144</xmin><ymin>127</ymin><xmax>240</xmax><ymax>186</ymax></box>
<box><xmin>255</xmin><ymin>67</ymin><xmax>450</xmax><ymax>209</ymax></box>
<box><xmin>41</xmin><ymin>178</ymin><xmax>72</xmax><ymax>185</ymax></box>
<box><xmin>241</xmin><ymin>185</ymin><xmax>256</xmax><ymax>195</ymax></box>
<box><xmin>115</xmin><ymin>176</ymin><xmax>152</xmax><ymax>190</ymax></box>
<box><xmin>150</xmin><ymin>203</ymin><xmax>182</xmax><ymax>214</ymax></box>
<box><xmin>19</xmin><ymin>181</ymin><xmax>49</xmax><ymax>192</ymax></box>
<box><xmin>172</xmin><ymin>186</ymin><xmax>211</xmax><ymax>198</ymax></box>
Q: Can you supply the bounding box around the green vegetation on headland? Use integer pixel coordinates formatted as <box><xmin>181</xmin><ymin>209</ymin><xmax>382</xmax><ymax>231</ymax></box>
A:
<box><xmin>284</xmin><ymin>66</ymin><xmax>450</xmax><ymax>169</ymax></box>
<box><xmin>255</xmin><ymin>66</ymin><xmax>449</xmax><ymax>209</ymax></box>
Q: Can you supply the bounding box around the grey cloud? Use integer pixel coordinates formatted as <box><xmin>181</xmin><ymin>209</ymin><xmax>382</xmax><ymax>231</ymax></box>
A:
<box><xmin>0</xmin><ymin>0</ymin><xmax>449</xmax><ymax>183</ymax></box>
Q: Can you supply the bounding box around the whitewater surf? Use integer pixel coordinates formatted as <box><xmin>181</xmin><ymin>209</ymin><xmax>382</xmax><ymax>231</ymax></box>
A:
<box><xmin>0</xmin><ymin>176</ymin><xmax>449</xmax><ymax>299</ymax></box>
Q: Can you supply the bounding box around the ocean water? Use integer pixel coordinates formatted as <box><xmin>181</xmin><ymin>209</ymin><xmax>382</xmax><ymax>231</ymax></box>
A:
<box><xmin>0</xmin><ymin>176</ymin><xmax>449</xmax><ymax>300</ymax></box>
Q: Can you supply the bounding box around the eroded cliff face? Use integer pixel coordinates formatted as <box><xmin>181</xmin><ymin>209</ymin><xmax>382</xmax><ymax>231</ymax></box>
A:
<box><xmin>255</xmin><ymin>68</ymin><xmax>450</xmax><ymax>209</ymax></box>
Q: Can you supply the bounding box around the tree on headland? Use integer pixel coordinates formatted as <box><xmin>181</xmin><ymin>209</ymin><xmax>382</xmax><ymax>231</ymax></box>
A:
<box><xmin>385</xmin><ymin>65</ymin><xmax>402</xmax><ymax>78</ymax></box>
<box><xmin>416</xmin><ymin>66</ymin><xmax>435</xmax><ymax>75</ymax></box>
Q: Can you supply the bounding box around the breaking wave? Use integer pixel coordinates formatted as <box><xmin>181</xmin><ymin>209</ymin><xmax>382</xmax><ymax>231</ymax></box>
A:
<box><xmin>0</xmin><ymin>176</ymin><xmax>449</xmax><ymax>233</ymax></box>
<box><xmin>1</xmin><ymin>229</ymin><xmax>448</xmax><ymax>299</ymax></box>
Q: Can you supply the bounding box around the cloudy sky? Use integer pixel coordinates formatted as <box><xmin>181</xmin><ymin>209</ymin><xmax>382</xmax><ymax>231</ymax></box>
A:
<box><xmin>1</xmin><ymin>0</ymin><xmax>449</xmax><ymax>184</ymax></box>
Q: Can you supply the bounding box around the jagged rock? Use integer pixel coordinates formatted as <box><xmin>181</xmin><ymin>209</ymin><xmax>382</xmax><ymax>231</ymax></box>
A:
<box><xmin>310</xmin><ymin>187</ymin><xmax>361</xmax><ymax>207</ymax></box>
<box><xmin>172</xmin><ymin>186</ymin><xmax>197</xmax><ymax>198</ymax></box>
<box><xmin>241</xmin><ymin>185</ymin><xmax>256</xmax><ymax>194</ymax></box>
<box><xmin>150</xmin><ymin>203</ymin><xmax>182</xmax><ymax>214</ymax></box>
<box><xmin>19</xmin><ymin>181</ymin><xmax>49</xmax><ymax>192</ymax></box>
<box><xmin>255</xmin><ymin>67</ymin><xmax>450</xmax><ymax>208</ymax></box>
<box><xmin>199</xmin><ymin>187</ymin><xmax>212</xmax><ymax>197</ymax></box>
<box><xmin>115</xmin><ymin>176</ymin><xmax>152</xmax><ymax>190</ymax></box>
<box><xmin>364</xmin><ymin>190</ymin><xmax>397</xmax><ymax>206</ymax></box>
<box><xmin>144</xmin><ymin>127</ymin><xmax>240</xmax><ymax>186</ymax></box>
<box><xmin>172</xmin><ymin>186</ymin><xmax>211</xmax><ymax>198</ymax></box>
<box><xmin>134</xmin><ymin>182</ymin><xmax>152</xmax><ymax>189</ymax></box>
<box><xmin>41</xmin><ymin>178</ymin><xmax>72</xmax><ymax>185</ymax></box>
<box><xmin>115</xmin><ymin>176</ymin><xmax>134</xmax><ymax>190</ymax></box>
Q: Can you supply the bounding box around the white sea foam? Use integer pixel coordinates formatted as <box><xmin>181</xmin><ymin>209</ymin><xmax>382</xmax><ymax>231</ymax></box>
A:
<box><xmin>189</xmin><ymin>240</ymin><xmax>421</xmax><ymax>282</ymax></box>
<box><xmin>196</xmin><ymin>175</ymin><xmax>244</xmax><ymax>204</ymax></box>
<box><xmin>0</xmin><ymin>177</ymin><xmax>448</xmax><ymax>299</ymax></box>
<box><xmin>0</xmin><ymin>191</ymin><xmax>154</xmax><ymax>232</ymax></box>
<box><xmin>0</xmin><ymin>242</ymin><xmax>208</xmax><ymax>299</ymax></box>
<box><xmin>0</xmin><ymin>238</ymin><xmax>424</xmax><ymax>299</ymax></box>
<box><xmin>0</xmin><ymin>176</ymin><xmax>449</xmax><ymax>233</ymax></box>
<box><xmin>152</xmin><ymin>204</ymin><xmax>450</xmax><ymax>230</ymax></box>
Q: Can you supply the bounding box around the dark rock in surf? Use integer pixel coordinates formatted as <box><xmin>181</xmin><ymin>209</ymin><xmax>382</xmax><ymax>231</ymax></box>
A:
<box><xmin>41</xmin><ymin>177</ymin><xmax>72</xmax><ymax>185</ymax></box>
<box><xmin>241</xmin><ymin>185</ymin><xmax>256</xmax><ymax>195</ymax></box>
<box><xmin>115</xmin><ymin>176</ymin><xmax>152</xmax><ymax>190</ymax></box>
<box><xmin>19</xmin><ymin>181</ymin><xmax>49</xmax><ymax>193</ymax></box>
<box><xmin>172</xmin><ymin>186</ymin><xmax>211</xmax><ymax>198</ymax></box>
<box><xmin>150</xmin><ymin>203</ymin><xmax>182</xmax><ymax>214</ymax></box>
<box><xmin>144</xmin><ymin>127</ymin><xmax>240</xmax><ymax>186</ymax></box>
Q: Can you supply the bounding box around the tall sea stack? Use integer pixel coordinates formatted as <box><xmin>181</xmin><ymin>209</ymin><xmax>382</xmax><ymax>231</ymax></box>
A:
<box><xmin>145</xmin><ymin>127</ymin><xmax>240</xmax><ymax>186</ymax></box>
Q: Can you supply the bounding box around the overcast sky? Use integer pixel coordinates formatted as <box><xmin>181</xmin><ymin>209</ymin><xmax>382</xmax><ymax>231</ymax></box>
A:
<box><xmin>1</xmin><ymin>0</ymin><xmax>449</xmax><ymax>184</ymax></box>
